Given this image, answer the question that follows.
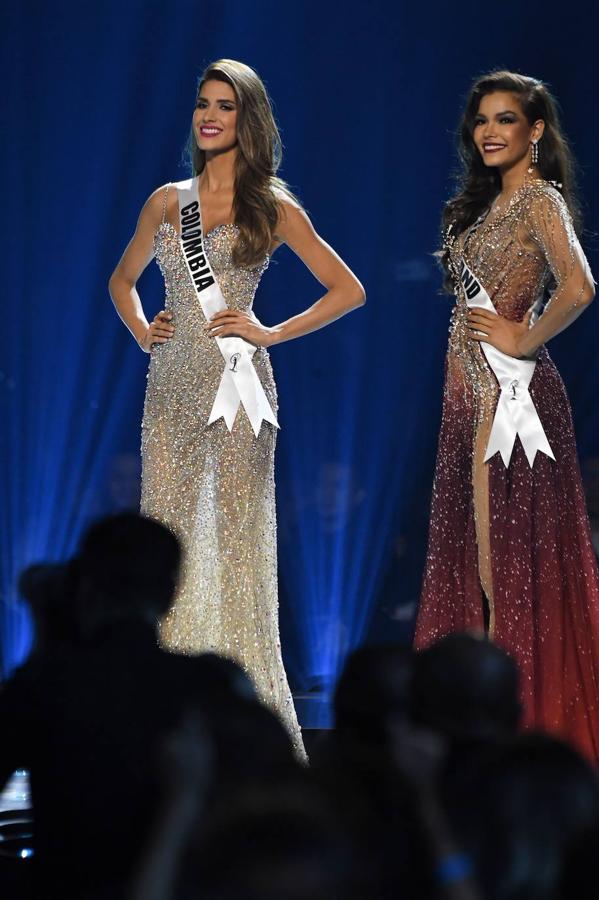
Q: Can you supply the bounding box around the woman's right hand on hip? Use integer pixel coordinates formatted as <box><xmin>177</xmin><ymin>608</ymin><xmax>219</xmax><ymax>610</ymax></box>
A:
<box><xmin>139</xmin><ymin>310</ymin><xmax>175</xmax><ymax>352</ymax></box>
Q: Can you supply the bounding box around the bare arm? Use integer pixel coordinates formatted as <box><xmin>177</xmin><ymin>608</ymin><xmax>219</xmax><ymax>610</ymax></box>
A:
<box><xmin>206</xmin><ymin>198</ymin><xmax>366</xmax><ymax>347</ymax></box>
<box><xmin>108</xmin><ymin>186</ymin><xmax>176</xmax><ymax>352</ymax></box>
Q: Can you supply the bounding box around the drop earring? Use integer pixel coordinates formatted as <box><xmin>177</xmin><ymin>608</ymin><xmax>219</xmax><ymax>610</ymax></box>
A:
<box><xmin>528</xmin><ymin>139</ymin><xmax>539</xmax><ymax>173</ymax></box>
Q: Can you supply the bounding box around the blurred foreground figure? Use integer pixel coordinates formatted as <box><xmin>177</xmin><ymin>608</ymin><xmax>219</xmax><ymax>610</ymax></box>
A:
<box><xmin>18</xmin><ymin>562</ymin><xmax>79</xmax><ymax>659</ymax></box>
<box><xmin>312</xmin><ymin>645</ymin><xmax>482</xmax><ymax>900</ymax></box>
<box><xmin>0</xmin><ymin>514</ymin><xmax>250</xmax><ymax>899</ymax></box>
<box><xmin>411</xmin><ymin>632</ymin><xmax>521</xmax><ymax>743</ymax></box>
<box><xmin>411</xmin><ymin>633</ymin><xmax>521</xmax><ymax>836</ymax></box>
<box><xmin>465</xmin><ymin>734</ymin><xmax>599</xmax><ymax>900</ymax></box>
<box><xmin>411</xmin><ymin>633</ymin><xmax>599</xmax><ymax>900</ymax></box>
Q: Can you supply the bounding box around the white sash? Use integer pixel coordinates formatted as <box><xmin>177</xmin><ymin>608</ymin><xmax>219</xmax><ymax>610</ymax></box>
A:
<box><xmin>460</xmin><ymin>259</ymin><xmax>555</xmax><ymax>468</ymax></box>
<box><xmin>176</xmin><ymin>177</ymin><xmax>279</xmax><ymax>438</ymax></box>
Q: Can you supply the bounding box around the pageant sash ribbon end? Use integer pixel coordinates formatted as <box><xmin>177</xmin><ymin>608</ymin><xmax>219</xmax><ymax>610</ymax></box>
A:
<box><xmin>207</xmin><ymin>341</ymin><xmax>279</xmax><ymax>438</ymax></box>
<box><xmin>460</xmin><ymin>260</ymin><xmax>554</xmax><ymax>469</ymax></box>
<box><xmin>483</xmin><ymin>375</ymin><xmax>556</xmax><ymax>468</ymax></box>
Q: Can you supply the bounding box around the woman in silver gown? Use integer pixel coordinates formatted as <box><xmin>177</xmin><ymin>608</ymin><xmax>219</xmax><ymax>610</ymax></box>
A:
<box><xmin>109</xmin><ymin>59</ymin><xmax>365</xmax><ymax>757</ymax></box>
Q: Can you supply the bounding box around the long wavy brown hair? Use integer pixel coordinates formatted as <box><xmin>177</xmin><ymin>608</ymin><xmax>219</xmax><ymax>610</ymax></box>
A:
<box><xmin>186</xmin><ymin>59</ymin><xmax>298</xmax><ymax>267</ymax></box>
<box><xmin>440</xmin><ymin>70</ymin><xmax>581</xmax><ymax>288</ymax></box>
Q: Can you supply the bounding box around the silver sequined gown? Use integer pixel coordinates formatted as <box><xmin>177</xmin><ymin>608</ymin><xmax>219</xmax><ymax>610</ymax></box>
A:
<box><xmin>141</xmin><ymin>210</ymin><xmax>305</xmax><ymax>758</ymax></box>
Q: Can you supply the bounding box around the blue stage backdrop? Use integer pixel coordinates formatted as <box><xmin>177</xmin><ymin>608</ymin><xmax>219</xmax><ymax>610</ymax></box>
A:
<box><xmin>3</xmin><ymin>0</ymin><xmax>599</xmax><ymax>698</ymax></box>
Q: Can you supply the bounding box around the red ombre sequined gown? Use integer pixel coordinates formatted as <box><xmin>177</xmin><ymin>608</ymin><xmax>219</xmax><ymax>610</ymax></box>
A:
<box><xmin>415</xmin><ymin>180</ymin><xmax>599</xmax><ymax>760</ymax></box>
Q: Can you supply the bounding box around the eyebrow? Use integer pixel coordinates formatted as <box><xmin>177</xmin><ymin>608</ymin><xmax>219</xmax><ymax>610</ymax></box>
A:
<box><xmin>197</xmin><ymin>96</ymin><xmax>237</xmax><ymax>104</ymax></box>
<box><xmin>476</xmin><ymin>109</ymin><xmax>519</xmax><ymax>118</ymax></box>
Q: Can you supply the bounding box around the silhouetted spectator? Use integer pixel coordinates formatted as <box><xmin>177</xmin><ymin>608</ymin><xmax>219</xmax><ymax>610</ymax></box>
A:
<box><xmin>311</xmin><ymin>644</ymin><xmax>438</xmax><ymax>899</ymax></box>
<box><xmin>18</xmin><ymin>561</ymin><xmax>79</xmax><ymax>657</ymax></box>
<box><xmin>410</xmin><ymin>632</ymin><xmax>522</xmax><ymax>844</ymax></box>
<box><xmin>133</xmin><ymin>699</ymin><xmax>307</xmax><ymax>900</ymax></box>
<box><xmin>189</xmin><ymin>781</ymin><xmax>358</xmax><ymax>900</ymax></box>
<box><xmin>0</xmin><ymin>513</ymin><xmax>240</xmax><ymax>899</ymax></box>
<box><xmin>334</xmin><ymin>644</ymin><xmax>413</xmax><ymax>747</ymax></box>
<box><xmin>411</xmin><ymin>632</ymin><xmax>521</xmax><ymax>742</ymax></box>
<box><xmin>466</xmin><ymin>733</ymin><xmax>599</xmax><ymax>900</ymax></box>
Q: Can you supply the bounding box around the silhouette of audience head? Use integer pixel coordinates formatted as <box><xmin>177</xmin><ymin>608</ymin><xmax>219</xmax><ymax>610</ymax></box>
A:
<box><xmin>333</xmin><ymin>644</ymin><xmax>413</xmax><ymax>745</ymax></box>
<box><xmin>18</xmin><ymin>561</ymin><xmax>79</xmax><ymax>654</ymax></box>
<box><xmin>76</xmin><ymin>512</ymin><xmax>180</xmax><ymax>629</ymax></box>
<box><xmin>473</xmin><ymin>733</ymin><xmax>599</xmax><ymax>900</ymax></box>
<box><xmin>411</xmin><ymin>632</ymin><xmax>521</xmax><ymax>741</ymax></box>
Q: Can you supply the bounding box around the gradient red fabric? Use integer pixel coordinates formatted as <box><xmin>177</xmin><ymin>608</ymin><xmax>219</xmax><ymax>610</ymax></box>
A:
<box><xmin>416</xmin><ymin>180</ymin><xmax>599</xmax><ymax>761</ymax></box>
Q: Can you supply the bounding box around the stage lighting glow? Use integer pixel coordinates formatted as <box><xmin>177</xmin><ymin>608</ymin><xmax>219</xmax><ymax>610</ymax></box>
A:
<box><xmin>5</xmin><ymin>2</ymin><xmax>598</xmax><ymax>708</ymax></box>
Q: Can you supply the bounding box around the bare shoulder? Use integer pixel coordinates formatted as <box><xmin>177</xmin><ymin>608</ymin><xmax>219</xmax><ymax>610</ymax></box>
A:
<box><xmin>274</xmin><ymin>185</ymin><xmax>302</xmax><ymax>212</ymax></box>
<box><xmin>274</xmin><ymin>191</ymin><xmax>314</xmax><ymax>243</ymax></box>
<box><xmin>139</xmin><ymin>183</ymin><xmax>177</xmax><ymax>229</ymax></box>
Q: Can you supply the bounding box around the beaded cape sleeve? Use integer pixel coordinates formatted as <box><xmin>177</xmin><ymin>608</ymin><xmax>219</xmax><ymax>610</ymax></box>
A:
<box><xmin>522</xmin><ymin>186</ymin><xmax>591</xmax><ymax>314</ymax></box>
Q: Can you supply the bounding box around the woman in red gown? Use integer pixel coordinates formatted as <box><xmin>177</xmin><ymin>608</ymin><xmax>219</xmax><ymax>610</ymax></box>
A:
<box><xmin>415</xmin><ymin>71</ymin><xmax>599</xmax><ymax>760</ymax></box>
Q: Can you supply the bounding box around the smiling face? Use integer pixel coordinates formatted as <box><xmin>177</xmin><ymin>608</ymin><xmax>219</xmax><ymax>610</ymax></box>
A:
<box><xmin>192</xmin><ymin>79</ymin><xmax>239</xmax><ymax>155</ymax></box>
<box><xmin>472</xmin><ymin>91</ymin><xmax>544</xmax><ymax>174</ymax></box>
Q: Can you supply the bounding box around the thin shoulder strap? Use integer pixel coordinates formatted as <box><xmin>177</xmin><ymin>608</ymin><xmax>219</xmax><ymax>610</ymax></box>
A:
<box><xmin>161</xmin><ymin>183</ymin><xmax>171</xmax><ymax>224</ymax></box>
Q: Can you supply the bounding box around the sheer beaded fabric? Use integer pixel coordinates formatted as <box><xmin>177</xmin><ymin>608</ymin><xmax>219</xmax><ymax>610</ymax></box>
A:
<box><xmin>415</xmin><ymin>179</ymin><xmax>599</xmax><ymax>761</ymax></box>
<box><xmin>141</xmin><ymin>185</ymin><xmax>306</xmax><ymax>761</ymax></box>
